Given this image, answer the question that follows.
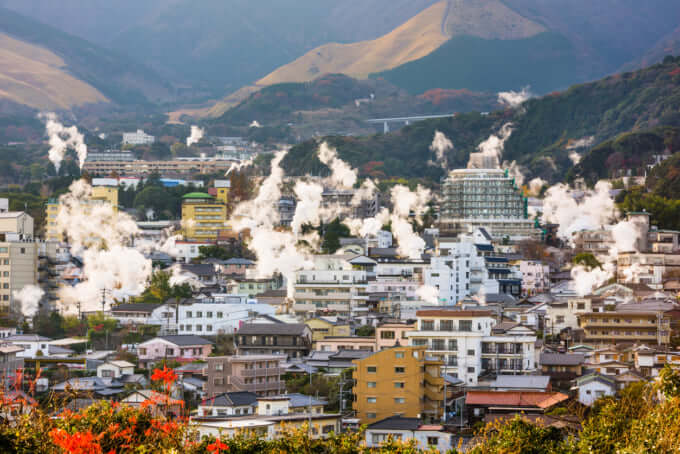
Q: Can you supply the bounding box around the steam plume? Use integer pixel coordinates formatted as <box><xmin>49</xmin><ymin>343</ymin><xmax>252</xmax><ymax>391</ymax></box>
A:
<box><xmin>186</xmin><ymin>125</ymin><xmax>205</xmax><ymax>147</ymax></box>
<box><xmin>416</xmin><ymin>285</ymin><xmax>440</xmax><ymax>305</ymax></box>
<box><xmin>497</xmin><ymin>87</ymin><xmax>532</xmax><ymax>108</ymax></box>
<box><xmin>428</xmin><ymin>131</ymin><xmax>453</xmax><ymax>170</ymax></box>
<box><xmin>13</xmin><ymin>285</ymin><xmax>44</xmax><ymax>318</ymax></box>
<box><xmin>39</xmin><ymin>112</ymin><xmax>88</xmax><ymax>173</ymax></box>
<box><xmin>467</xmin><ymin>123</ymin><xmax>513</xmax><ymax>169</ymax></box>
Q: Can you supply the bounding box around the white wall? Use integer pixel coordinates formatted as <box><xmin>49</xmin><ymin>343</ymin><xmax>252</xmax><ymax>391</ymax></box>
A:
<box><xmin>579</xmin><ymin>380</ymin><xmax>615</xmax><ymax>406</ymax></box>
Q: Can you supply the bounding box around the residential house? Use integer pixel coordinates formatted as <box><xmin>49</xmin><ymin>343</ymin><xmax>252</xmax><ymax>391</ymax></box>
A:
<box><xmin>6</xmin><ymin>334</ymin><xmax>51</xmax><ymax>358</ymax></box>
<box><xmin>316</xmin><ymin>337</ymin><xmax>376</xmax><ymax>352</ymax></box>
<box><xmin>109</xmin><ymin>303</ymin><xmax>174</xmax><ymax>328</ymax></box>
<box><xmin>484</xmin><ymin>375</ymin><xmax>551</xmax><ymax>393</ymax></box>
<box><xmin>352</xmin><ymin>346</ymin><xmax>445</xmax><ymax>424</ymax></box>
<box><xmin>97</xmin><ymin>360</ymin><xmax>134</xmax><ymax>379</ymax></box>
<box><xmin>574</xmin><ymin>373</ymin><xmax>617</xmax><ymax>406</ymax></box>
<box><xmin>235</xmin><ymin>323</ymin><xmax>311</xmax><ymax>359</ymax></box>
<box><xmin>205</xmin><ymin>355</ymin><xmax>285</xmax><ymax>398</ymax></box>
<box><xmin>465</xmin><ymin>390</ymin><xmax>569</xmax><ymax>423</ymax></box>
<box><xmin>222</xmin><ymin>258</ymin><xmax>255</xmax><ymax>277</ymax></box>
<box><xmin>121</xmin><ymin>390</ymin><xmax>183</xmax><ymax>418</ymax></box>
<box><xmin>364</xmin><ymin>416</ymin><xmax>453</xmax><ymax>452</ymax></box>
<box><xmin>0</xmin><ymin>343</ymin><xmax>23</xmax><ymax>387</ymax></box>
<box><xmin>375</xmin><ymin>322</ymin><xmax>415</xmax><ymax>350</ymax></box>
<box><xmin>198</xmin><ymin>391</ymin><xmax>258</xmax><ymax>417</ymax></box>
<box><xmin>539</xmin><ymin>353</ymin><xmax>586</xmax><ymax>390</ymax></box>
<box><xmin>305</xmin><ymin>317</ymin><xmax>351</xmax><ymax>344</ymax></box>
<box><xmin>305</xmin><ymin>349</ymin><xmax>372</xmax><ymax>374</ymax></box>
<box><xmin>137</xmin><ymin>335</ymin><xmax>213</xmax><ymax>365</ymax></box>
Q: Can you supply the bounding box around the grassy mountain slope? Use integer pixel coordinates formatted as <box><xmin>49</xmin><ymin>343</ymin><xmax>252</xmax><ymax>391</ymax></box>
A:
<box><xmin>0</xmin><ymin>6</ymin><xmax>171</xmax><ymax>106</ymax></box>
<box><xmin>0</xmin><ymin>33</ymin><xmax>107</xmax><ymax>110</ymax></box>
<box><xmin>258</xmin><ymin>0</ymin><xmax>544</xmax><ymax>86</ymax></box>
<box><xmin>282</xmin><ymin>57</ymin><xmax>680</xmax><ymax>182</ymax></box>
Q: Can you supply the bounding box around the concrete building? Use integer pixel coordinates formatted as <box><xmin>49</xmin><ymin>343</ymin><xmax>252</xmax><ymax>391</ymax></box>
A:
<box><xmin>577</xmin><ymin>310</ymin><xmax>672</xmax><ymax>346</ymax></box>
<box><xmin>45</xmin><ymin>186</ymin><xmax>118</xmax><ymax>241</ymax></box>
<box><xmin>407</xmin><ymin>309</ymin><xmax>536</xmax><ymax>385</ymax></box>
<box><xmin>292</xmin><ymin>255</ymin><xmax>372</xmax><ymax>316</ymax></box>
<box><xmin>181</xmin><ymin>191</ymin><xmax>229</xmax><ymax>242</ymax></box>
<box><xmin>235</xmin><ymin>323</ymin><xmax>311</xmax><ymax>359</ymax></box>
<box><xmin>82</xmin><ymin>157</ymin><xmax>235</xmax><ymax>176</ymax></box>
<box><xmin>0</xmin><ymin>241</ymin><xmax>39</xmax><ymax>316</ymax></box>
<box><xmin>205</xmin><ymin>355</ymin><xmax>285</xmax><ymax>397</ymax></box>
<box><xmin>86</xmin><ymin>150</ymin><xmax>134</xmax><ymax>162</ymax></box>
<box><xmin>518</xmin><ymin>260</ymin><xmax>551</xmax><ymax>297</ymax></box>
<box><xmin>352</xmin><ymin>346</ymin><xmax>444</xmax><ymax>424</ymax></box>
<box><xmin>437</xmin><ymin>169</ymin><xmax>540</xmax><ymax>241</ymax></box>
<box><xmin>364</xmin><ymin>416</ymin><xmax>453</xmax><ymax>451</ymax></box>
<box><xmin>0</xmin><ymin>212</ymin><xmax>34</xmax><ymax>239</ymax></box>
<box><xmin>375</xmin><ymin>322</ymin><xmax>415</xmax><ymax>350</ymax></box>
<box><xmin>122</xmin><ymin>129</ymin><xmax>155</xmax><ymax>146</ymax></box>
<box><xmin>137</xmin><ymin>335</ymin><xmax>213</xmax><ymax>365</ymax></box>
<box><xmin>305</xmin><ymin>317</ymin><xmax>351</xmax><ymax>344</ymax></box>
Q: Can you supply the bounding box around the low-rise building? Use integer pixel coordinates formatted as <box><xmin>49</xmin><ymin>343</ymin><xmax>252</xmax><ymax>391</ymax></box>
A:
<box><xmin>364</xmin><ymin>416</ymin><xmax>453</xmax><ymax>452</ymax></box>
<box><xmin>305</xmin><ymin>317</ymin><xmax>351</xmax><ymax>344</ymax></box>
<box><xmin>465</xmin><ymin>390</ymin><xmax>569</xmax><ymax>423</ymax></box>
<box><xmin>577</xmin><ymin>310</ymin><xmax>672</xmax><ymax>346</ymax></box>
<box><xmin>235</xmin><ymin>323</ymin><xmax>311</xmax><ymax>359</ymax></box>
<box><xmin>205</xmin><ymin>355</ymin><xmax>285</xmax><ymax>398</ymax></box>
<box><xmin>316</xmin><ymin>337</ymin><xmax>376</xmax><ymax>352</ymax></box>
<box><xmin>122</xmin><ymin>129</ymin><xmax>155</xmax><ymax>146</ymax></box>
<box><xmin>137</xmin><ymin>335</ymin><xmax>213</xmax><ymax>365</ymax></box>
<box><xmin>375</xmin><ymin>322</ymin><xmax>415</xmax><ymax>350</ymax></box>
<box><xmin>574</xmin><ymin>373</ymin><xmax>617</xmax><ymax>406</ymax></box>
<box><xmin>198</xmin><ymin>391</ymin><xmax>258</xmax><ymax>417</ymax></box>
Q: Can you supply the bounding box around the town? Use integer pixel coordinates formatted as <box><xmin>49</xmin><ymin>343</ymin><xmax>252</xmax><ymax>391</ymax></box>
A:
<box><xmin>0</xmin><ymin>124</ymin><xmax>677</xmax><ymax>452</ymax></box>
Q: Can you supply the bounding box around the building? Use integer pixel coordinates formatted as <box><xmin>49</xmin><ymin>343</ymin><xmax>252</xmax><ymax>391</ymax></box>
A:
<box><xmin>176</xmin><ymin>299</ymin><xmax>276</xmax><ymax>336</ymax></box>
<box><xmin>205</xmin><ymin>355</ymin><xmax>285</xmax><ymax>398</ymax></box>
<box><xmin>122</xmin><ymin>129</ymin><xmax>155</xmax><ymax>146</ymax></box>
<box><xmin>86</xmin><ymin>150</ymin><xmax>135</xmax><ymax>162</ymax></box>
<box><xmin>82</xmin><ymin>157</ymin><xmax>236</xmax><ymax>176</ymax></box>
<box><xmin>539</xmin><ymin>353</ymin><xmax>586</xmax><ymax>384</ymax></box>
<box><xmin>109</xmin><ymin>303</ymin><xmax>174</xmax><ymax>328</ymax></box>
<box><xmin>617</xmin><ymin>252</ymin><xmax>680</xmax><ymax>289</ymax></box>
<box><xmin>577</xmin><ymin>310</ymin><xmax>672</xmax><ymax>346</ymax></box>
<box><xmin>181</xmin><ymin>191</ymin><xmax>229</xmax><ymax>242</ymax></box>
<box><xmin>122</xmin><ymin>390</ymin><xmax>183</xmax><ymax>418</ymax></box>
<box><xmin>438</xmin><ymin>169</ymin><xmax>540</xmax><ymax>241</ymax></box>
<box><xmin>137</xmin><ymin>335</ymin><xmax>213</xmax><ymax>365</ymax></box>
<box><xmin>0</xmin><ymin>242</ymin><xmax>39</xmax><ymax>316</ymax></box>
<box><xmin>519</xmin><ymin>260</ymin><xmax>551</xmax><ymax>297</ymax></box>
<box><xmin>235</xmin><ymin>323</ymin><xmax>311</xmax><ymax>359</ymax></box>
<box><xmin>292</xmin><ymin>255</ymin><xmax>372</xmax><ymax>316</ymax></box>
<box><xmin>364</xmin><ymin>416</ymin><xmax>453</xmax><ymax>451</ymax></box>
<box><xmin>407</xmin><ymin>310</ymin><xmax>537</xmax><ymax>385</ymax></box>
<box><xmin>0</xmin><ymin>343</ymin><xmax>24</xmax><ymax>387</ymax></box>
<box><xmin>96</xmin><ymin>360</ymin><xmax>135</xmax><ymax>379</ymax></box>
<box><xmin>375</xmin><ymin>322</ymin><xmax>415</xmax><ymax>350</ymax></box>
<box><xmin>465</xmin><ymin>390</ymin><xmax>569</xmax><ymax>423</ymax></box>
<box><xmin>315</xmin><ymin>337</ymin><xmax>376</xmax><ymax>352</ymax></box>
<box><xmin>45</xmin><ymin>186</ymin><xmax>118</xmax><ymax>241</ymax></box>
<box><xmin>198</xmin><ymin>391</ymin><xmax>258</xmax><ymax>417</ymax></box>
<box><xmin>321</xmin><ymin>189</ymin><xmax>380</xmax><ymax>220</ymax></box>
<box><xmin>574</xmin><ymin>373</ymin><xmax>617</xmax><ymax>406</ymax></box>
<box><xmin>352</xmin><ymin>346</ymin><xmax>445</xmax><ymax>424</ymax></box>
<box><xmin>0</xmin><ymin>212</ymin><xmax>34</xmax><ymax>239</ymax></box>
<box><xmin>305</xmin><ymin>317</ymin><xmax>351</xmax><ymax>344</ymax></box>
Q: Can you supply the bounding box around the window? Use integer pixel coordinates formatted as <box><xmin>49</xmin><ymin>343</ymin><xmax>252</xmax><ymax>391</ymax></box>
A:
<box><xmin>367</xmin><ymin>366</ymin><xmax>377</xmax><ymax>373</ymax></box>
<box><xmin>394</xmin><ymin>382</ymin><xmax>405</xmax><ymax>388</ymax></box>
<box><xmin>467</xmin><ymin>349</ymin><xmax>475</xmax><ymax>356</ymax></box>
<box><xmin>214</xmin><ymin>363</ymin><xmax>224</xmax><ymax>371</ymax></box>
<box><xmin>422</xmin><ymin>320</ymin><xmax>434</xmax><ymax>330</ymax></box>
<box><xmin>196</xmin><ymin>325</ymin><xmax>202</xmax><ymax>331</ymax></box>
<box><xmin>367</xmin><ymin>397</ymin><xmax>376</xmax><ymax>403</ymax></box>
<box><xmin>207</xmin><ymin>325</ymin><xmax>213</xmax><ymax>332</ymax></box>
<box><xmin>322</xmin><ymin>425</ymin><xmax>335</xmax><ymax>434</ymax></box>
<box><xmin>394</xmin><ymin>367</ymin><xmax>405</xmax><ymax>373</ymax></box>
<box><xmin>207</xmin><ymin>312</ymin><xmax>213</xmax><ymax>318</ymax></box>
<box><xmin>380</xmin><ymin>331</ymin><xmax>395</xmax><ymax>339</ymax></box>
<box><xmin>217</xmin><ymin>312</ymin><xmax>223</xmax><ymax>318</ymax></box>
<box><xmin>556</xmin><ymin>315</ymin><xmax>565</xmax><ymax>324</ymax></box>
<box><xmin>186</xmin><ymin>311</ymin><xmax>192</xmax><ymax>318</ymax></box>
<box><xmin>467</xmin><ymin>367</ymin><xmax>475</xmax><ymax>373</ymax></box>
<box><xmin>448</xmin><ymin>339</ymin><xmax>458</xmax><ymax>351</ymax></box>
<box><xmin>412</xmin><ymin>339</ymin><xmax>427</xmax><ymax>346</ymax></box>
<box><xmin>367</xmin><ymin>413</ymin><xmax>377</xmax><ymax>419</ymax></box>
<box><xmin>139</xmin><ymin>348</ymin><xmax>147</xmax><ymax>355</ymax></box>
<box><xmin>459</xmin><ymin>320</ymin><xmax>472</xmax><ymax>331</ymax></box>
<box><xmin>440</xmin><ymin>320</ymin><xmax>453</xmax><ymax>331</ymax></box>
<box><xmin>186</xmin><ymin>325</ymin><xmax>192</xmax><ymax>331</ymax></box>
<box><xmin>427</xmin><ymin>437</ymin><xmax>439</xmax><ymax>446</ymax></box>
<box><xmin>395</xmin><ymin>351</ymin><xmax>404</xmax><ymax>358</ymax></box>
<box><xmin>432</xmin><ymin>339</ymin><xmax>445</xmax><ymax>351</ymax></box>
<box><xmin>196</xmin><ymin>311</ymin><xmax>203</xmax><ymax>318</ymax></box>
<box><xmin>394</xmin><ymin>398</ymin><xmax>405</xmax><ymax>404</ymax></box>
<box><xmin>367</xmin><ymin>382</ymin><xmax>376</xmax><ymax>388</ymax></box>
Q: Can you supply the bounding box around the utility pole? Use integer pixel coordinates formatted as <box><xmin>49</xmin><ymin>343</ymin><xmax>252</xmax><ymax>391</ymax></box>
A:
<box><xmin>308</xmin><ymin>371</ymin><xmax>313</xmax><ymax>437</ymax></box>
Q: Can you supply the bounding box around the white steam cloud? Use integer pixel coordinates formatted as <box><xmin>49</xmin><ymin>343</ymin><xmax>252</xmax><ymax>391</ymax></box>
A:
<box><xmin>13</xmin><ymin>285</ymin><xmax>44</xmax><ymax>318</ymax></box>
<box><xmin>186</xmin><ymin>125</ymin><xmax>205</xmax><ymax>147</ymax></box>
<box><xmin>416</xmin><ymin>285</ymin><xmax>440</xmax><ymax>305</ymax></box>
<box><xmin>428</xmin><ymin>131</ymin><xmax>453</xmax><ymax>170</ymax></box>
<box><xmin>40</xmin><ymin>112</ymin><xmax>88</xmax><ymax>173</ymax></box>
<box><xmin>569</xmin><ymin>151</ymin><xmax>582</xmax><ymax>165</ymax></box>
<box><xmin>249</xmin><ymin>121</ymin><xmax>262</xmax><ymax>128</ymax></box>
<box><xmin>468</xmin><ymin>123</ymin><xmax>513</xmax><ymax>169</ymax></box>
<box><xmin>497</xmin><ymin>87</ymin><xmax>532</xmax><ymax>108</ymax></box>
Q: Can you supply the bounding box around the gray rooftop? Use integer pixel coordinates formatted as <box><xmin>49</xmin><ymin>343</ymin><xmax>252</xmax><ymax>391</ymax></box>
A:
<box><xmin>491</xmin><ymin>375</ymin><xmax>551</xmax><ymax>390</ymax></box>
<box><xmin>156</xmin><ymin>335</ymin><xmax>213</xmax><ymax>346</ymax></box>
<box><xmin>237</xmin><ymin>323</ymin><xmax>307</xmax><ymax>336</ymax></box>
<box><xmin>539</xmin><ymin>353</ymin><xmax>586</xmax><ymax>366</ymax></box>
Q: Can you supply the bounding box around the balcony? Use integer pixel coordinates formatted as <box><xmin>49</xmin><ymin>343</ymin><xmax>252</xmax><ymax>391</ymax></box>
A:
<box><xmin>230</xmin><ymin>375</ymin><xmax>282</xmax><ymax>393</ymax></box>
<box><xmin>240</xmin><ymin>367</ymin><xmax>285</xmax><ymax>377</ymax></box>
<box><xmin>424</xmin><ymin>386</ymin><xmax>443</xmax><ymax>402</ymax></box>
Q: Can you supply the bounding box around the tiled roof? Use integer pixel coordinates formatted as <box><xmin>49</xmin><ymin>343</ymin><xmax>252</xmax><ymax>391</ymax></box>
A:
<box><xmin>237</xmin><ymin>323</ymin><xmax>307</xmax><ymax>336</ymax></box>
<box><xmin>110</xmin><ymin>303</ymin><xmax>162</xmax><ymax>313</ymax></box>
<box><xmin>465</xmin><ymin>391</ymin><xmax>568</xmax><ymax>409</ymax></box>
<box><xmin>156</xmin><ymin>335</ymin><xmax>213</xmax><ymax>346</ymax></box>
<box><xmin>416</xmin><ymin>310</ymin><xmax>493</xmax><ymax>317</ymax></box>
<box><xmin>539</xmin><ymin>353</ymin><xmax>585</xmax><ymax>366</ymax></box>
<box><xmin>367</xmin><ymin>415</ymin><xmax>421</xmax><ymax>431</ymax></box>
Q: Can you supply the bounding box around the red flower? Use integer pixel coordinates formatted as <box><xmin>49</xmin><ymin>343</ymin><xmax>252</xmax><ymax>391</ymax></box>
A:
<box><xmin>207</xmin><ymin>438</ymin><xmax>229</xmax><ymax>453</ymax></box>
<box><xmin>50</xmin><ymin>428</ymin><xmax>102</xmax><ymax>454</ymax></box>
<box><xmin>151</xmin><ymin>366</ymin><xmax>177</xmax><ymax>386</ymax></box>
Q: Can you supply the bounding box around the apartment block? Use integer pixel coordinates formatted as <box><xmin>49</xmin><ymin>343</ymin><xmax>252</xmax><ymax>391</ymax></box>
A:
<box><xmin>45</xmin><ymin>186</ymin><xmax>118</xmax><ymax>242</ymax></box>
<box><xmin>578</xmin><ymin>311</ymin><xmax>672</xmax><ymax>346</ymax></box>
<box><xmin>407</xmin><ymin>309</ymin><xmax>536</xmax><ymax>385</ymax></box>
<box><xmin>352</xmin><ymin>346</ymin><xmax>444</xmax><ymax>424</ymax></box>
<box><xmin>181</xmin><ymin>191</ymin><xmax>229</xmax><ymax>242</ymax></box>
<box><xmin>205</xmin><ymin>355</ymin><xmax>285</xmax><ymax>398</ymax></box>
<box><xmin>0</xmin><ymin>242</ymin><xmax>39</xmax><ymax>316</ymax></box>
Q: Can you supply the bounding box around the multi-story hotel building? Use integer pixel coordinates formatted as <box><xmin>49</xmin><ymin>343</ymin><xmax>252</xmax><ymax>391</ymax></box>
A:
<box><xmin>181</xmin><ymin>184</ymin><xmax>229</xmax><ymax>242</ymax></box>
<box><xmin>437</xmin><ymin>169</ymin><xmax>540</xmax><ymax>241</ymax></box>
<box><xmin>205</xmin><ymin>354</ymin><xmax>286</xmax><ymax>398</ymax></box>
<box><xmin>45</xmin><ymin>186</ymin><xmax>119</xmax><ymax>242</ymax></box>
<box><xmin>578</xmin><ymin>310</ymin><xmax>672</xmax><ymax>346</ymax></box>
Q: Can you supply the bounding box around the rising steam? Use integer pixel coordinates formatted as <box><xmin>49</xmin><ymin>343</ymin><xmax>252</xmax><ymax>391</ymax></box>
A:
<box><xmin>39</xmin><ymin>112</ymin><xmax>88</xmax><ymax>173</ymax></box>
<box><xmin>428</xmin><ymin>131</ymin><xmax>453</xmax><ymax>170</ymax></box>
<box><xmin>186</xmin><ymin>125</ymin><xmax>205</xmax><ymax>147</ymax></box>
<box><xmin>497</xmin><ymin>87</ymin><xmax>532</xmax><ymax>108</ymax></box>
<box><xmin>14</xmin><ymin>285</ymin><xmax>44</xmax><ymax>318</ymax></box>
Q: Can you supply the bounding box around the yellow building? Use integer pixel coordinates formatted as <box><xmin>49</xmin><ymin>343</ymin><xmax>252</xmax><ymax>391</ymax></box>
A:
<box><xmin>352</xmin><ymin>346</ymin><xmax>444</xmax><ymax>424</ymax></box>
<box><xmin>578</xmin><ymin>311</ymin><xmax>672</xmax><ymax>346</ymax></box>
<box><xmin>181</xmin><ymin>190</ymin><xmax>229</xmax><ymax>242</ymax></box>
<box><xmin>305</xmin><ymin>317</ymin><xmax>351</xmax><ymax>344</ymax></box>
<box><xmin>44</xmin><ymin>186</ymin><xmax>119</xmax><ymax>241</ymax></box>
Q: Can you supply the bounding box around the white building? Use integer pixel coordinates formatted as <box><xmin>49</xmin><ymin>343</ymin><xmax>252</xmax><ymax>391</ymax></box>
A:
<box><xmin>292</xmin><ymin>254</ymin><xmax>373</xmax><ymax>316</ymax></box>
<box><xmin>174</xmin><ymin>240</ymin><xmax>215</xmax><ymax>263</ymax></box>
<box><xmin>6</xmin><ymin>334</ymin><xmax>51</xmax><ymax>358</ymax></box>
<box><xmin>364</xmin><ymin>416</ymin><xmax>453</xmax><ymax>452</ymax></box>
<box><xmin>177</xmin><ymin>300</ymin><xmax>276</xmax><ymax>335</ymax></box>
<box><xmin>97</xmin><ymin>360</ymin><xmax>135</xmax><ymax>379</ymax></box>
<box><xmin>519</xmin><ymin>260</ymin><xmax>551</xmax><ymax>297</ymax></box>
<box><xmin>407</xmin><ymin>309</ymin><xmax>536</xmax><ymax>385</ymax></box>
<box><xmin>575</xmin><ymin>373</ymin><xmax>617</xmax><ymax>406</ymax></box>
<box><xmin>122</xmin><ymin>129</ymin><xmax>155</xmax><ymax>146</ymax></box>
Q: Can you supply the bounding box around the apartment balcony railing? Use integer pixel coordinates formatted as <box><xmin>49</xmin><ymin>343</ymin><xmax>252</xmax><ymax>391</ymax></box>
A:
<box><xmin>230</xmin><ymin>375</ymin><xmax>281</xmax><ymax>393</ymax></box>
<box><xmin>240</xmin><ymin>367</ymin><xmax>285</xmax><ymax>377</ymax></box>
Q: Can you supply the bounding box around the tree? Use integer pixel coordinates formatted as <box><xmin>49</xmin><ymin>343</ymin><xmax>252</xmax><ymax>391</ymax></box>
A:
<box><xmin>355</xmin><ymin>325</ymin><xmax>375</xmax><ymax>337</ymax></box>
<box><xmin>573</xmin><ymin>252</ymin><xmax>602</xmax><ymax>270</ymax></box>
<box><xmin>321</xmin><ymin>218</ymin><xmax>350</xmax><ymax>254</ymax></box>
<box><xmin>136</xmin><ymin>270</ymin><xmax>192</xmax><ymax>305</ymax></box>
<box><xmin>32</xmin><ymin>311</ymin><xmax>66</xmax><ymax>339</ymax></box>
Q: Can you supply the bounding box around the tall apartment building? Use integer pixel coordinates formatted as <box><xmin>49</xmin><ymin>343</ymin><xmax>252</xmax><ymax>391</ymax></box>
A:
<box><xmin>205</xmin><ymin>355</ymin><xmax>285</xmax><ymax>398</ymax></box>
<box><xmin>438</xmin><ymin>169</ymin><xmax>540</xmax><ymax>241</ymax></box>
<box><xmin>578</xmin><ymin>310</ymin><xmax>672</xmax><ymax>346</ymax></box>
<box><xmin>292</xmin><ymin>255</ymin><xmax>372</xmax><ymax>316</ymax></box>
<box><xmin>85</xmin><ymin>150</ymin><xmax>135</xmax><ymax>162</ymax></box>
<box><xmin>352</xmin><ymin>346</ymin><xmax>444</xmax><ymax>424</ymax></box>
<box><xmin>122</xmin><ymin>129</ymin><xmax>155</xmax><ymax>146</ymax></box>
<box><xmin>407</xmin><ymin>309</ymin><xmax>536</xmax><ymax>385</ymax></box>
<box><xmin>181</xmin><ymin>185</ymin><xmax>229</xmax><ymax>242</ymax></box>
<box><xmin>0</xmin><ymin>242</ymin><xmax>39</xmax><ymax>316</ymax></box>
<box><xmin>45</xmin><ymin>186</ymin><xmax>118</xmax><ymax>242</ymax></box>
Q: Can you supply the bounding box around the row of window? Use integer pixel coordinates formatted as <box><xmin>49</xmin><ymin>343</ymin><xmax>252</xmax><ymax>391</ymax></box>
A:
<box><xmin>366</xmin><ymin>397</ymin><xmax>406</xmax><ymax>404</ymax></box>
<box><xmin>366</xmin><ymin>382</ymin><xmax>405</xmax><ymax>389</ymax></box>
<box><xmin>180</xmin><ymin>324</ymin><xmax>213</xmax><ymax>332</ymax></box>
<box><xmin>184</xmin><ymin>311</ymin><xmax>226</xmax><ymax>319</ymax></box>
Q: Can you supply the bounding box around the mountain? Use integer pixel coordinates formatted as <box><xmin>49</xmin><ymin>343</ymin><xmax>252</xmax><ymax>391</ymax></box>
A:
<box><xmin>208</xmin><ymin>74</ymin><xmax>501</xmax><ymax>142</ymax></box>
<box><xmin>0</xmin><ymin>7</ymin><xmax>172</xmax><ymax>108</ymax></box>
<box><xmin>281</xmin><ymin>57</ymin><xmax>680</xmax><ymax>182</ymax></box>
<box><xmin>260</xmin><ymin>0</ymin><xmax>545</xmax><ymax>87</ymax></box>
